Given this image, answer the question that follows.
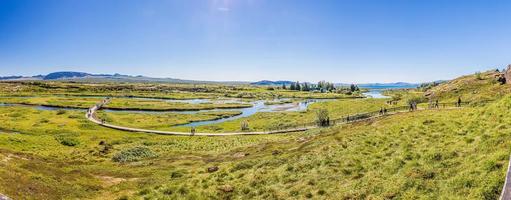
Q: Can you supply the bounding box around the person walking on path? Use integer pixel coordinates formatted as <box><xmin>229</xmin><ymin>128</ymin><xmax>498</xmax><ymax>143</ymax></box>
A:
<box><xmin>435</xmin><ymin>100</ymin><xmax>439</xmax><ymax>109</ymax></box>
<box><xmin>457</xmin><ymin>97</ymin><xmax>462</xmax><ymax>107</ymax></box>
<box><xmin>190</xmin><ymin>127</ymin><xmax>196</xmax><ymax>136</ymax></box>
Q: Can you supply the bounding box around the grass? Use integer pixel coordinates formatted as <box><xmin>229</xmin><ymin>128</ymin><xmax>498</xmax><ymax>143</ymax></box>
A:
<box><xmin>0</xmin><ymin>106</ymin><xmax>302</xmax><ymax>199</ymax></box>
<box><xmin>1</xmin><ymin>76</ymin><xmax>511</xmax><ymax>199</ymax></box>
<box><xmin>112</xmin><ymin>146</ymin><xmax>157</xmax><ymax>162</ymax></box>
<box><xmin>125</xmin><ymin>97</ymin><xmax>511</xmax><ymax>199</ymax></box>
<box><xmin>0</xmin><ymin>81</ymin><xmax>362</xmax><ymax>100</ymax></box>
<box><xmin>98</xmin><ymin>98</ymin><xmax>390</xmax><ymax>133</ymax></box>
<box><xmin>383</xmin><ymin>70</ymin><xmax>511</xmax><ymax>107</ymax></box>
<box><xmin>425</xmin><ymin>70</ymin><xmax>511</xmax><ymax>103</ymax></box>
<box><xmin>96</xmin><ymin>110</ymin><xmax>242</xmax><ymax>129</ymax></box>
<box><xmin>2</xmin><ymin>96</ymin><xmax>509</xmax><ymax>199</ymax></box>
<box><xmin>0</xmin><ymin>96</ymin><xmax>253</xmax><ymax>111</ymax></box>
<box><xmin>104</xmin><ymin>98</ymin><xmax>252</xmax><ymax>111</ymax></box>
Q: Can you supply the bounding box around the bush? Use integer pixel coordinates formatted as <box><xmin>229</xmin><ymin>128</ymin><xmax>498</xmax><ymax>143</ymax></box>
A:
<box><xmin>56</xmin><ymin>110</ymin><xmax>67</xmax><ymax>115</ymax></box>
<box><xmin>59</xmin><ymin>138</ymin><xmax>80</xmax><ymax>146</ymax></box>
<box><xmin>316</xmin><ymin>109</ymin><xmax>330</xmax><ymax>127</ymax></box>
<box><xmin>475</xmin><ymin>72</ymin><xmax>483</xmax><ymax>80</ymax></box>
<box><xmin>112</xmin><ymin>146</ymin><xmax>157</xmax><ymax>162</ymax></box>
<box><xmin>241</xmin><ymin>121</ymin><xmax>250</xmax><ymax>131</ymax></box>
<box><xmin>55</xmin><ymin>134</ymin><xmax>80</xmax><ymax>147</ymax></box>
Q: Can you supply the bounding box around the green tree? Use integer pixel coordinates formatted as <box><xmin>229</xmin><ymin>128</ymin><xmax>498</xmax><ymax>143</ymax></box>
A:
<box><xmin>350</xmin><ymin>84</ymin><xmax>356</xmax><ymax>92</ymax></box>
<box><xmin>295</xmin><ymin>81</ymin><xmax>301</xmax><ymax>91</ymax></box>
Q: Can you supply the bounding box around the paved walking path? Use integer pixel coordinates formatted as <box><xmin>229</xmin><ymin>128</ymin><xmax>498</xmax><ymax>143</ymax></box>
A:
<box><xmin>85</xmin><ymin>98</ymin><xmax>314</xmax><ymax>136</ymax></box>
<box><xmin>85</xmin><ymin>98</ymin><xmax>463</xmax><ymax>136</ymax></box>
<box><xmin>501</xmin><ymin>155</ymin><xmax>511</xmax><ymax>200</ymax></box>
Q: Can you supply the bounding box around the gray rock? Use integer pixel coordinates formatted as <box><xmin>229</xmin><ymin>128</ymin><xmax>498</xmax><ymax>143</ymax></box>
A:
<box><xmin>0</xmin><ymin>194</ymin><xmax>11</xmax><ymax>200</ymax></box>
<box><xmin>207</xmin><ymin>166</ymin><xmax>219</xmax><ymax>173</ymax></box>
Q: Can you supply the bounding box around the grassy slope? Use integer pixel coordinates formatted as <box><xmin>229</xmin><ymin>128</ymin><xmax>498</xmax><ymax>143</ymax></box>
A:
<box><xmin>425</xmin><ymin>70</ymin><xmax>511</xmax><ymax>102</ymax></box>
<box><xmin>129</xmin><ymin>97</ymin><xmax>511</xmax><ymax>200</ymax></box>
<box><xmin>0</xmin><ymin>106</ymin><xmax>303</xmax><ymax>199</ymax></box>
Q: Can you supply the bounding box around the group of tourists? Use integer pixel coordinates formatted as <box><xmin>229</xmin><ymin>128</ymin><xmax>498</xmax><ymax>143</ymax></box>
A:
<box><xmin>386</xmin><ymin>100</ymin><xmax>398</xmax><ymax>105</ymax></box>
<box><xmin>408</xmin><ymin>101</ymin><xmax>418</xmax><ymax>111</ymax></box>
<box><xmin>86</xmin><ymin>108</ymin><xmax>93</xmax><ymax>118</ymax></box>
<box><xmin>86</xmin><ymin>97</ymin><xmax>111</xmax><ymax>124</ymax></box>
<box><xmin>379</xmin><ymin>107</ymin><xmax>388</xmax><ymax>115</ymax></box>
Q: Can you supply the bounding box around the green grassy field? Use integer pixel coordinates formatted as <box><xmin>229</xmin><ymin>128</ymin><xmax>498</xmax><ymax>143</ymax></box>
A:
<box><xmin>1</xmin><ymin>76</ymin><xmax>511</xmax><ymax>199</ymax></box>
<box><xmin>0</xmin><ymin>81</ymin><xmax>362</xmax><ymax>100</ymax></box>
<box><xmin>96</xmin><ymin>110</ymin><xmax>243</xmax><ymax>128</ymax></box>
<box><xmin>0</xmin><ymin>96</ymin><xmax>253</xmax><ymax>111</ymax></box>
<box><xmin>1</xmin><ymin>96</ymin><xmax>510</xmax><ymax>199</ymax></box>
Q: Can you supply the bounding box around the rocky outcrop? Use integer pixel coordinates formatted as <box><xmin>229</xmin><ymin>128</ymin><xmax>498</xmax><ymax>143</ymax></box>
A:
<box><xmin>505</xmin><ymin>64</ymin><xmax>511</xmax><ymax>84</ymax></box>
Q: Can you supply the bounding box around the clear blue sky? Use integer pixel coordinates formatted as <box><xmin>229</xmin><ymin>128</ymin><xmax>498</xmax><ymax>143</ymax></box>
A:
<box><xmin>1</xmin><ymin>0</ymin><xmax>510</xmax><ymax>83</ymax></box>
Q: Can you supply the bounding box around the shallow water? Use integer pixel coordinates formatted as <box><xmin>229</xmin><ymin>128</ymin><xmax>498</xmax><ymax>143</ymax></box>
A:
<box><xmin>362</xmin><ymin>89</ymin><xmax>390</xmax><ymax>99</ymax></box>
<box><xmin>175</xmin><ymin>99</ymin><xmax>331</xmax><ymax>127</ymax></box>
<box><xmin>0</xmin><ymin>103</ymin><xmax>84</xmax><ymax>111</ymax></box>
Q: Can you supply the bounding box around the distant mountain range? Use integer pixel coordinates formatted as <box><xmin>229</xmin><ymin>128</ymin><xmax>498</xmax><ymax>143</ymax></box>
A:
<box><xmin>0</xmin><ymin>71</ymin><xmax>249</xmax><ymax>84</ymax></box>
<box><xmin>357</xmin><ymin>82</ymin><xmax>419</xmax><ymax>89</ymax></box>
<box><xmin>250</xmin><ymin>80</ymin><xmax>295</xmax><ymax>86</ymax></box>
<box><xmin>0</xmin><ymin>71</ymin><xmax>420</xmax><ymax>87</ymax></box>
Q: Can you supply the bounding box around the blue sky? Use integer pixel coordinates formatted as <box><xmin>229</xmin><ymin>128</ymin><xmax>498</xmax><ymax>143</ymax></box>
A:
<box><xmin>0</xmin><ymin>0</ymin><xmax>510</xmax><ymax>83</ymax></box>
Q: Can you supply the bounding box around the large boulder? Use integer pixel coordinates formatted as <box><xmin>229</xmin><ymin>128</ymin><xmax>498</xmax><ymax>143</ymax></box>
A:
<box><xmin>505</xmin><ymin>65</ymin><xmax>511</xmax><ymax>84</ymax></box>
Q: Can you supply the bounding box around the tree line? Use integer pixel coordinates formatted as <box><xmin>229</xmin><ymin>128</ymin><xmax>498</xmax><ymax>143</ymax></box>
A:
<box><xmin>282</xmin><ymin>81</ymin><xmax>360</xmax><ymax>93</ymax></box>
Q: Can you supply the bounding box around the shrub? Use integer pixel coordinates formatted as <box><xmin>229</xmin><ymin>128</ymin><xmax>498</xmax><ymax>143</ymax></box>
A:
<box><xmin>475</xmin><ymin>72</ymin><xmax>483</xmax><ymax>80</ymax></box>
<box><xmin>406</xmin><ymin>96</ymin><xmax>425</xmax><ymax>105</ymax></box>
<box><xmin>59</xmin><ymin>138</ymin><xmax>80</xmax><ymax>146</ymax></box>
<box><xmin>316</xmin><ymin>109</ymin><xmax>330</xmax><ymax>127</ymax></box>
<box><xmin>56</xmin><ymin>110</ymin><xmax>67</xmax><ymax>115</ymax></box>
<box><xmin>55</xmin><ymin>134</ymin><xmax>80</xmax><ymax>147</ymax></box>
<box><xmin>241</xmin><ymin>121</ymin><xmax>250</xmax><ymax>131</ymax></box>
<box><xmin>170</xmin><ymin>170</ymin><xmax>185</xmax><ymax>178</ymax></box>
<box><xmin>112</xmin><ymin>146</ymin><xmax>157</xmax><ymax>162</ymax></box>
